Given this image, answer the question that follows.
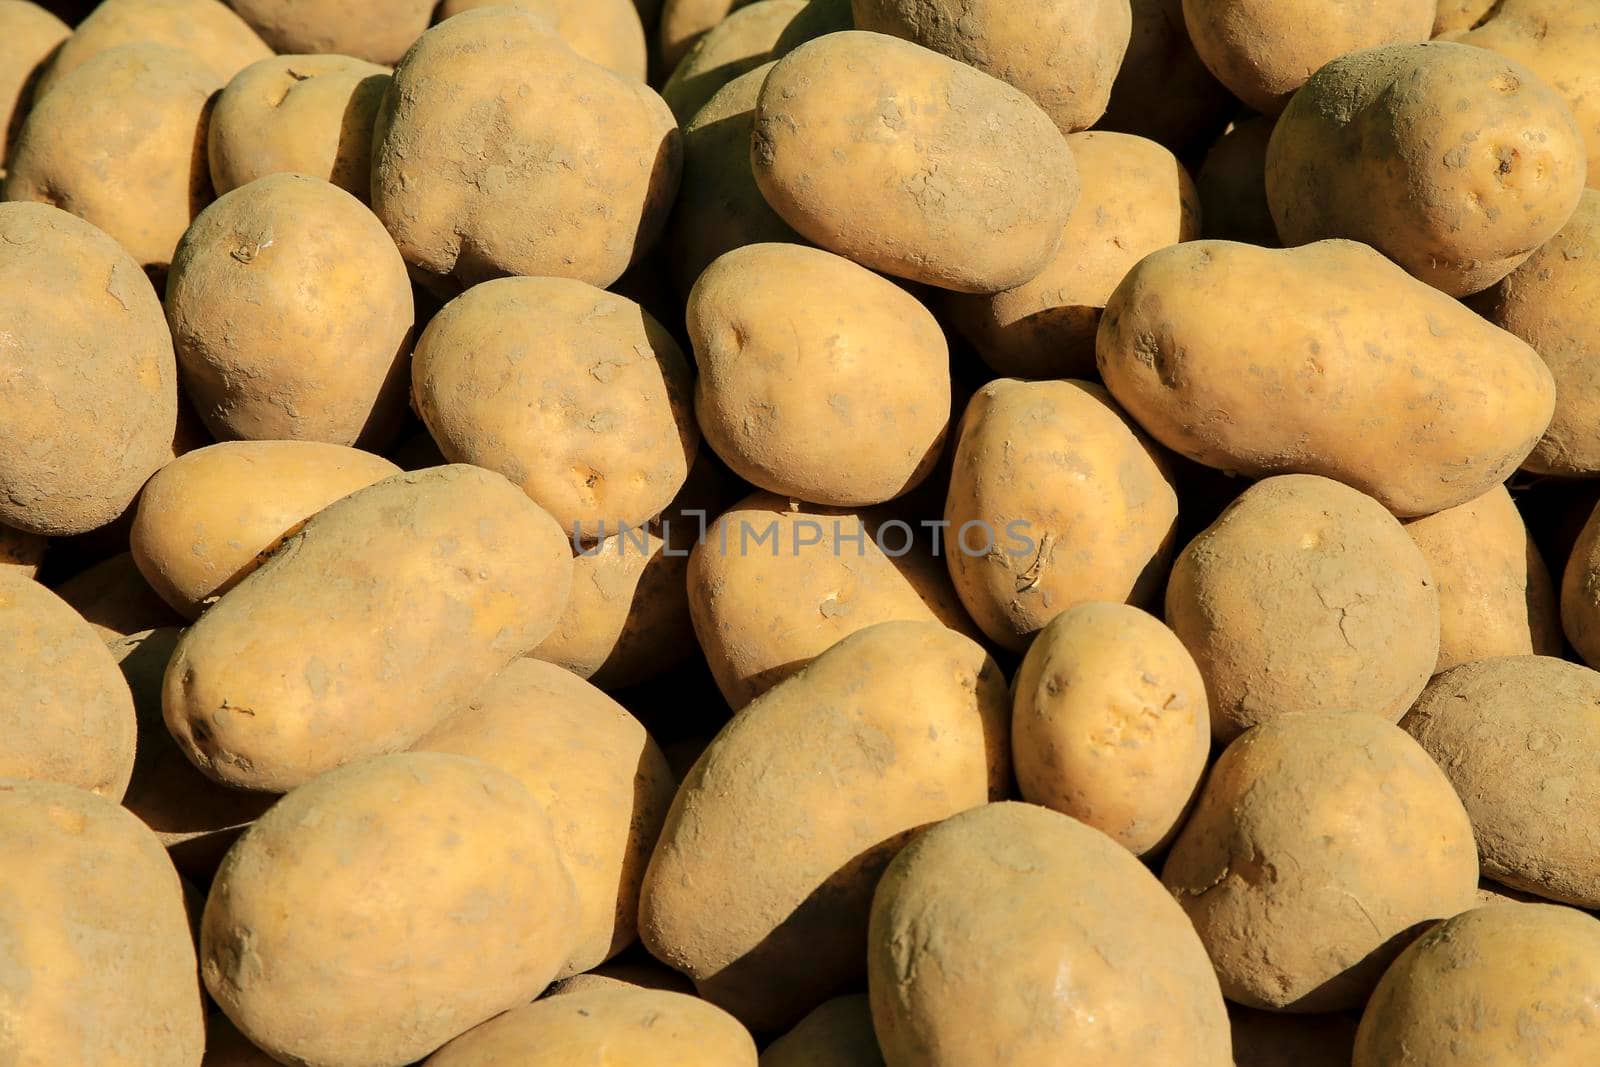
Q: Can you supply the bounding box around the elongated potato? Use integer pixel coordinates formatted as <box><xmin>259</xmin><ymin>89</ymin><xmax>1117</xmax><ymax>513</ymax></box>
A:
<box><xmin>1097</xmin><ymin>240</ymin><xmax>1557</xmax><ymax>517</ymax></box>
<box><xmin>640</xmin><ymin>621</ymin><xmax>1010</xmax><ymax>1031</ymax></box>
<box><xmin>440</xmin><ymin>0</ymin><xmax>649</xmax><ymax>81</ymax></box>
<box><xmin>661</xmin><ymin>0</ymin><xmax>805</xmax><ymax>121</ymax></box>
<box><xmin>32</xmin><ymin>0</ymin><xmax>270</xmax><ymax>99</ymax></box>
<box><xmin>761</xmin><ymin>996</ymin><xmax>883</xmax><ymax>1067</ymax></box>
<box><xmin>163</xmin><ymin>466</ymin><xmax>574</xmax><ymax>792</ymax></box>
<box><xmin>0</xmin><ymin>1</ymin><xmax>69</xmax><ymax>177</ymax></box>
<box><xmin>227</xmin><ymin>0</ymin><xmax>436</xmax><ymax>64</ymax></box>
<box><xmin>1099</xmin><ymin>0</ymin><xmax>1233</xmax><ymax>154</ymax></box>
<box><xmin>54</xmin><ymin>551</ymin><xmax>184</xmax><ymax>642</ymax></box>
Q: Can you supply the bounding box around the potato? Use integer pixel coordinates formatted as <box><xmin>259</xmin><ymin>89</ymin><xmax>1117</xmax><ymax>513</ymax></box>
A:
<box><xmin>851</xmin><ymin>0</ymin><xmax>1131</xmax><ymax>133</ymax></box>
<box><xmin>1403</xmin><ymin>656</ymin><xmax>1600</xmax><ymax>909</ymax></box>
<box><xmin>1162</xmin><ymin>711</ymin><xmax>1480</xmax><ymax>1012</ymax></box>
<box><xmin>0</xmin><ymin>521</ymin><xmax>46</xmax><ymax>577</ymax></box>
<box><xmin>165</xmin><ymin>173</ymin><xmax>414</xmax><ymax>448</ymax></box>
<box><xmin>659</xmin><ymin>0</ymin><xmax>752</xmax><ymax>70</ymax></box>
<box><xmin>548</xmin><ymin>959</ymin><xmax>696</xmax><ymax>998</ymax></box>
<box><xmin>438</xmin><ymin>0</ymin><xmax>649</xmax><ymax>81</ymax></box>
<box><xmin>869</xmin><ymin>802</ymin><xmax>1231</xmax><ymax>1065</ymax></box>
<box><xmin>640</xmin><ymin>621</ymin><xmax>1009</xmax><ymax>1031</ymax></box>
<box><xmin>1266</xmin><ymin>43</ymin><xmax>1587</xmax><ymax>298</ymax></box>
<box><xmin>1565</xmin><ymin>504</ymin><xmax>1600</xmax><ymax>667</ymax></box>
<box><xmin>1353</xmin><ymin>904</ymin><xmax>1600</xmax><ymax>1065</ymax></box>
<box><xmin>163</xmin><ymin>465</ymin><xmax>573</xmax><ymax>792</ymax></box>
<box><xmin>371</xmin><ymin>8</ymin><xmax>680</xmax><ymax>291</ymax></box>
<box><xmin>227</xmin><ymin>0</ymin><xmax>435</xmax><ymax>64</ymax></box>
<box><xmin>1403</xmin><ymin>485</ymin><xmax>1561</xmax><ymax>673</ymax></box>
<box><xmin>761</xmin><ymin>996</ymin><xmax>883</xmax><ymax>1067</ymax></box>
<box><xmin>202</xmin><ymin>752</ymin><xmax>579</xmax><ymax>1067</ymax></box>
<box><xmin>944</xmin><ymin>379</ymin><xmax>1178</xmax><ymax>653</ymax></box>
<box><xmin>204</xmin><ymin>1016</ymin><xmax>278</xmax><ymax>1066</ymax></box>
<box><xmin>945</xmin><ymin>131</ymin><xmax>1199</xmax><ymax>379</ymax></box>
<box><xmin>131</xmin><ymin>441</ymin><xmax>401</xmax><ymax>619</ymax></box>
<box><xmin>661</xmin><ymin>0</ymin><xmax>805</xmax><ymax>122</ymax></box>
<box><xmin>208</xmin><ymin>55</ymin><xmax>391</xmax><ymax>201</ymax></box>
<box><xmin>0</xmin><ymin>779</ymin><xmax>204</xmax><ymax>1065</ymax></box>
<box><xmin>54</xmin><ymin>551</ymin><xmax>184</xmax><ymax>641</ymax></box>
<box><xmin>687</xmin><ymin>492</ymin><xmax>974</xmax><ymax>707</ymax></box>
<box><xmin>1098</xmin><ymin>0</ymin><xmax>1234</xmax><ymax>155</ymax></box>
<box><xmin>1229</xmin><ymin>1008</ymin><xmax>1358</xmax><ymax>1067</ymax></box>
<box><xmin>751</xmin><ymin>30</ymin><xmax>1079</xmax><ymax>293</ymax></box>
<box><xmin>1435</xmin><ymin>0</ymin><xmax>1496</xmax><ymax>35</ymax></box>
<box><xmin>425</xmin><ymin>986</ymin><xmax>757</xmax><ymax>1066</ymax></box>
<box><xmin>1196</xmin><ymin>116</ymin><xmax>1279</xmax><ymax>246</ymax></box>
<box><xmin>1182</xmin><ymin>0</ymin><xmax>1434</xmax><ymax>113</ymax></box>
<box><xmin>1475</xmin><ymin>879</ymin><xmax>1546</xmax><ymax>907</ymax></box>
<box><xmin>412</xmin><ymin>276</ymin><xmax>697</xmax><ymax>540</ymax></box>
<box><xmin>0</xmin><ymin>1</ymin><xmax>69</xmax><ymax>177</ymax></box>
<box><xmin>1097</xmin><ymin>240</ymin><xmax>1557</xmax><ymax>517</ymax></box>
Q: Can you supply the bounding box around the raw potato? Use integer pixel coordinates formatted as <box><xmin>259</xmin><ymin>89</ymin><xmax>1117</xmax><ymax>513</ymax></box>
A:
<box><xmin>1097</xmin><ymin>240</ymin><xmax>1557</xmax><ymax>517</ymax></box>
<box><xmin>0</xmin><ymin>521</ymin><xmax>46</xmax><ymax>577</ymax></box>
<box><xmin>0</xmin><ymin>779</ymin><xmax>205</xmax><ymax>1066</ymax></box>
<box><xmin>413</xmin><ymin>659</ymin><xmax>676</xmax><ymax>976</ymax></box>
<box><xmin>0</xmin><ymin>1</ymin><xmax>69</xmax><ymax>177</ymax></box>
<box><xmin>1197</xmin><ymin>116</ymin><xmax>1280</xmax><ymax>246</ymax></box>
<box><xmin>1403</xmin><ymin>485</ymin><xmax>1561</xmax><ymax>673</ymax></box>
<box><xmin>689</xmin><ymin>243</ymin><xmax>950</xmax><ymax>506</ymax></box>
<box><xmin>425</xmin><ymin>986</ymin><xmax>757</xmax><ymax>1066</ymax></box>
<box><xmin>1182</xmin><ymin>0</ymin><xmax>1434</xmax><ymax>113</ymax></box>
<box><xmin>946</xmin><ymin>131</ymin><xmax>1199</xmax><ymax>379</ymax></box>
<box><xmin>202</xmin><ymin>753</ymin><xmax>580</xmax><ymax>1067</ymax></box>
<box><xmin>640</xmin><ymin>621</ymin><xmax>1010</xmax><ymax>1031</ymax></box>
<box><xmin>411</xmin><ymin>276</ymin><xmax>698</xmax><ymax>539</ymax></box>
<box><xmin>1266</xmin><ymin>43</ymin><xmax>1588</xmax><ymax>297</ymax></box>
<box><xmin>659</xmin><ymin>0</ymin><xmax>753</xmax><ymax>70</ymax></box>
<box><xmin>438</xmin><ymin>0</ymin><xmax>649</xmax><ymax>81</ymax></box>
<box><xmin>227</xmin><ymin>0</ymin><xmax>436</xmax><ymax>64</ymax></box>
<box><xmin>1353</xmin><ymin>904</ymin><xmax>1600</xmax><ymax>1066</ymax></box>
<box><xmin>1403</xmin><ymin>656</ymin><xmax>1600</xmax><ymax>909</ymax></box>
<box><xmin>54</xmin><ymin>552</ymin><xmax>184</xmax><ymax>641</ymax></box>
<box><xmin>1099</xmin><ymin>0</ymin><xmax>1234</xmax><ymax>154</ymax></box>
<box><xmin>1012</xmin><ymin>602</ymin><xmax>1209</xmax><ymax>856</ymax></box>
<box><xmin>944</xmin><ymin>378</ymin><xmax>1179</xmax><ymax>653</ymax></box>
<box><xmin>751</xmin><ymin>30</ymin><xmax>1079</xmax><ymax>293</ymax></box>
<box><xmin>130</xmin><ymin>441</ymin><xmax>402</xmax><ymax>619</ymax></box>
<box><xmin>662</xmin><ymin>0</ymin><xmax>805</xmax><ymax>122</ymax></box>
<box><xmin>1162</xmin><ymin>711</ymin><xmax>1480</xmax><ymax>1012</ymax></box>
<box><xmin>163</xmin><ymin>466</ymin><xmax>574</xmax><ymax>792</ymax></box>
<box><xmin>1229</xmin><ymin>1008</ymin><xmax>1358</xmax><ymax>1067</ymax></box>
<box><xmin>851</xmin><ymin>0</ymin><xmax>1132</xmax><ymax>133</ymax></box>
<box><xmin>371</xmin><ymin>8</ymin><xmax>680</xmax><ymax>291</ymax></box>
<box><xmin>869</xmin><ymin>802</ymin><xmax>1231</xmax><ymax>1066</ymax></box>
<box><xmin>32</xmin><ymin>0</ymin><xmax>270</xmax><ymax>99</ymax></box>
<box><xmin>208</xmin><ymin>54</ymin><xmax>392</xmax><ymax>201</ymax></box>
<box><xmin>761</xmin><ymin>996</ymin><xmax>884</xmax><ymax>1067</ymax></box>
<box><xmin>548</xmin><ymin>959</ymin><xmax>696</xmax><ymax>998</ymax></box>
<box><xmin>1435</xmin><ymin>0</ymin><xmax>1496</xmax><ymax>35</ymax></box>
<box><xmin>1566</xmin><ymin>504</ymin><xmax>1600</xmax><ymax>667</ymax></box>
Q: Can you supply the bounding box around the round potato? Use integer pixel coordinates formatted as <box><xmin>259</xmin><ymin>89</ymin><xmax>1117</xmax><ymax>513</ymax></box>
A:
<box><xmin>870</xmin><ymin>801</ymin><xmax>1231</xmax><ymax>1066</ymax></box>
<box><xmin>751</xmin><ymin>30</ymin><xmax>1079</xmax><ymax>293</ymax></box>
<box><xmin>226</xmin><ymin>0</ymin><xmax>434</xmax><ymax>64</ymax></box>
<box><xmin>438</xmin><ymin>0</ymin><xmax>649</xmax><ymax>81</ymax></box>
<box><xmin>0</xmin><ymin>1</ymin><xmax>69</xmax><ymax>177</ymax></box>
<box><xmin>54</xmin><ymin>551</ymin><xmax>184</xmax><ymax>641</ymax></box>
<box><xmin>661</xmin><ymin>0</ymin><xmax>806</xmax><ymax>122</ymax></box>
<box><xmin>1229</xmin><ymin>1008</ymin><xmax>1358</xmax><ymax>1067</ymax></box>
<box><xmin>1197</xmin><ymin>116</ymin><xmax>1280</xmax><ymax>246</ymax></box>
<box><xmin>1565</xmin><ymin>502</ymin><xmax>1600</xmax><ymax>667</ymax></box>
<box><xmin>760</xmin><ymin>996</ymin><xmax>884</xmax><ymax>1067</ymax></box>
<box><xmin>0</xmin><ymin>522</ymin><xmax>46</xmax><ymax>577</ymax></box>
<box><xmin>1098</xmin><ymin>0</ymin><xmax>1234</xmax><ymax>155</ymax></box>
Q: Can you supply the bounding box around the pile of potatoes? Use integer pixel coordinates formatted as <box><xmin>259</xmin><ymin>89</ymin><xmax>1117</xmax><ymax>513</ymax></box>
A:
<box><xmin>4</xmin><ymin>0</ymin><xmax>1600</xmax><ymax>1063</ymax></box>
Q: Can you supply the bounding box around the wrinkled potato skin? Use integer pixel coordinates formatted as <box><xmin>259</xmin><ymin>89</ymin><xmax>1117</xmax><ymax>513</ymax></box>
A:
<box><xmin>1162</xmin><ymin>712</ymin><xmax>1480</xmax><ymax>1012</ymax></box>
<box><xmin>1097</xmin><ymin>240</ymin><xmax>1557</xmax><ymax>517</ymax></box>
<box><xmin>32</xmin><ymin>0</ymin><xmax>270</xmax><ymax>99</ymax></box>
<box><xmin>372</xmin><ymin>9</ymin><xmax>681</xmax><ymax>291</ymax></box>
<box><xmin>1099</xmin><ymin>0</ymin><xmax>1234</xmax><ymax>154</ymax></box>
<box><xmin>0</xmin><ymin>204</ymin><xmax>177</xmax><ymax>536</ymax></box>
<box><xmin>439</xmin><ymin>0</ymin><xmax>649</xmax><ymax>80</ymax></box>
<box><xmin>751</xmin><ymin>31</ymin><xmax>1079</xmax><ymax>293</ymax></box>
<box><xmin>1229</xmin><ymin>1008</ymin><xmax>1358</xmax><ymax>1067</ymax></box>
<box><xmin>1354</xmin><ymin>904</ymin><xmax>1600</xmax><ymax>1066</ymax></box>
<box><xmin>0</xmin><ymin>1</ymin><xmax>69</xmax><ymax>176</ymax></box>
<box><xmin>661</xmin><ymin>0</ymin><xmax>805</xmax><ymax>122</ymax></box>
<box><xmin>1403</xmin><ymin>657</ymin><xmax>1600</xmax><ymax>909</ymax></box>
<box><xmin>1183</xmin><ymin>0</ymin><xmax>1434</xmax><ymax>113</ymax></box>
<box><xmin>163</xmin><ymin>466</ymin><xmax>574</xmax><ymax>793</ymax></box>
<box><xmin>1267</xmin><ymin>43</ymin><xmax>1588</xmax><ymax>298</ymax></box>
<box><xmin>761</xmin><ymin>995</ymin><xmax>884</xmax><ymax>1067</ymax></box>
<box><xmin>131</xmin><ymin>441</ymin><xmax>401</xmax><ymax>619</ymax></box>
<box><xmin>0</xmin><ymin>779</ymin><xmax>205</xmax><ymax>1066</ymax></box>
<box><xmin>1197</xmin><ymin>116</ymin><xmax>1280</xmax><ymax>246</ymax></box>
<box><xmin>946</xmin><ymin>131</ymin><xmax>1199</xmax><ymax>379</ymax></box>
<box><xmin>640</xmin><ymin>621</ymin><xmax>1010</xmax><ymax>1032</ymax></box>
<box><xmin>944</xmin><ymin>379</ymin><xmax>1179</xmax><ymax>653</ymax></box>
<box><xmin>202</xmin><ymin>753</ymin><xmax>580</xmax><ymax>1067</ymax></box>
<box><xmin>1403</xmin><ymin>485</ymin><xmax>1561</xmax><ymax>673</ymax></box>
<box><xmin>227</xmin><ymin>0</ymin><xmax>435</xmax><ymax>64</ymax></box>
<box><xmin>870</xmin><ymin>802</ymin><xmax>1231</xmax><ymax>1066</ymax></box>
<box><xmin>54</xmin><ymin>551</ymin><xmax>184</xmax><ymax>642</ymax></box>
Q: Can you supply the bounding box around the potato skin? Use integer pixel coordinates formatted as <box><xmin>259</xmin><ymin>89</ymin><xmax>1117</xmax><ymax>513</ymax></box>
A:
<box><xmin>1353</xmin><ymin>904</ymin><xmax>1600</xmax><ymax>1066</ymax></box>
<box><xmin>870</xmin><ymin>801</ymin><xmax>1231</xmax><ymax>1066</ymax></box>
<box><xmin>440</xmin><ymin>0</ymin><xmax>649</xmax><ymax>80</ymax></box>
<box><xmin>228</xmin><ymin>0</ymin><xmax>435</xmax><ymax>64</ymax></box>
<box><xmin>1097</xmin><ymin>240</ymin><xmax>1557</xmax><ymax>517</ymax></box>
<box><xmin>0</xmin><ymin>1</ymin><xmax>69</xmax><ymax>176</ymax></box>
<box><xmin>661</xmin><ymin>0</ymin><xmax>806</xmax><ymax>122</ymax></box>
<box><xmin>1403</xmin><ymin>656</ymin><xmax>1600</xmax><ymax>909</ymax></box>
<box><xmin>1098</xmin><ymin>0</ymin><xmax>1234</xmax><ymax>155</ymax></box>
<box><xmin>163</xmin><ymin>466</ymin><xmax>574</xmax><ymax>792</ymax></box>
<box><xmin>751</xmin><ymin>30</ymin><xmax>1079</xmax><ymax>293</ymax></box>
<box><xmin>659</xmin><ymin>0</ymin><xmax>754</xmax><ymax>70</ymax></box>
<box><xmin>639</xmin><ymin>621</ymin><xmax>1010</xmax><ymax>1032</ymax></box>
<box><xmin>202</xmin><ymin>753</ymin><xmax>580</xmax><ymax>1067</ymax></box>
<box><xmin>0</xmin><ymin>203</ymin><xmax>177</xmax><ymax>536</ymax></box>
<box><xmin>760</xmin><ymin>995</ymin><xmax>884</xmax><ymax>1067</ymax></box>
<box><xmin>1434</xmin><ymin>0</ymin><xmax>1495</xmax><ymax>35</ymax></box>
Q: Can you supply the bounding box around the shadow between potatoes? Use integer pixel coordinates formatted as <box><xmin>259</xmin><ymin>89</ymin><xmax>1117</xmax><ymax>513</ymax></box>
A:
<box><xmin>337</xmin><ymin>74</ymin><xmax>392</xmax><ymax>202</ymax></box>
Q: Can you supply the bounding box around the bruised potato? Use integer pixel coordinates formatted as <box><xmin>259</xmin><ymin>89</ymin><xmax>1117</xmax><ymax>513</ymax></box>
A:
<box><xmin>439</xmin><ymin>0</ymin><xmax>649</xmax><ymax>81</ymax></box>
<box><xmin>0</xmin><ymin>1</ymin><xmax>69</xmax><ymax>177</ymax></box>
<box><xmin>227</xmin><ymin>0</ymin><xmax>435</xmax><ymax>64</ymax></box>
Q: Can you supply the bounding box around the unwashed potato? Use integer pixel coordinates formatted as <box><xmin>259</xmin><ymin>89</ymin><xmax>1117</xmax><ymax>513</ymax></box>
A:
<box><xmin>1267</xmin><ymin>42</ymin><xmax>1588</xmax><ymax>298</ymax></box>
<box><xmin>131</xmin><ymin>441</ymin><xmax>401</xmax><ymax>619</ymax></box>
<box><xmin>54</xmin><ymin>551</ymin><xmax>184</xmax><ymax>641</ymax></box>
<box><xmin>751</xmin><ymin>30</ymin><xmax>1079</xmax><ymax>293</ymax></box>
<box><xmin>945</xmin><ymin>131</ymin><xmax>1199</xmax><ymax>379</ymax></box>
<box><xmin>1229</xmin><ymin>1008</ymin><xmax>1358</xmax><ymax>1067</ymax></box>
<box><xmin>661</xmin><ymin>0</ymin><xmax>806</xmax><ymax>121</ymax></box>
<box><xmin>202</xmin><ymin>753</ymin><xmax>580</xmax><ymax>1067</ymax></box>
<box><xmin>870</xmin><ymin>802</ymin><xmax>1231</xmax><ymax>1065</ymax></box>
<box><xmin>32</xmin><ymin>0</ymin><xmax>270</xmax><ymax>99</ymax></box>
<box><xmin>1403</xmin><ymin>485</ymin><xmax>1561</xmax><ymax>673</ymax></box>
<box><xmin>1197</xmin><ymin>116</ymin><xmax>1280</xmax><ymax>246</ymax></box>
<box><xmin>227</xmin><ymin>0</ymin><xmax>436</xmax><ymax>64</ymax></box>
<box><xmin>0</xmin><ymin>1</ymin><xmax>69</xmax><ymax>177</ymax></box>
<box><xmin>640</xmin><ymin>621</ymin><xmax>1009</xmax><ymax>1031</ymax></box>
<box><xmin>1434</xmin><ymin>0</ymin><xmax>1496</xmax><ymax>35</ymax></box>
<box><xmin>1163</xmin><ymin>711</ymin><xmax>1480</xmax><ymax>1012</ymax></box>
<box><xmin>438</xmin><ymin>0</ymin><xmax>649</xmax><ymax>81</ymax></box>
<box><xmin>1566</xmin><ymin>504</ymin><xmax>1600</xmax><ymax>668</ymax></box>
<box><xmin>761</xmin><ymin>996</ymin><xmax>884</xmax><ymax>1067</ymax></box>
<box><xmin>1098</xmin><ymin>0</ymin><xmax>1234</xmax><ymax>155</ymax></box>
<box><xmin>1403</xmin><ymin>656</ymin><xmax>1600</xmax><ymax>909</ymax></box>
<box><xmin>1097</xmin><ymin>240</ymin><xmax>1557</xmax><ymax>517</ymax></box>
<box><xmin>851</xmin><ymin>0</ymin><xmax>1131</xmax><ymax>134</ymax></box>
<box><xmin>1353</xmin><ymin>904</ymin><xmax>1600</xmax><ymax>1065</ymax></box>
<box><xmin>0</xmin><ymin>779</ymin><xmax>205</xmax><ymax>1066</ymax></box>
<box><xmin>0</xmin><ymin>522</ymin><xmax>46</xmax><ymax>577</ymax></box>
<box><xmin>163</xmin><ymin>466</ymin><xmax>573</xmax><ymax>793</ymax></box>
<box><xmin>1182</xmin><ymin>0</ymin><xmax>1434</xmax><ymax>113</ymax></box>
<box><xmin>944</xmin><ymin>378</ymin><xmax>1179</xmax><ymax>653</ymax></box>
<box><xmin>372</xmin><ymin>8</ymin><xmax>680</xmax><ymax>291</ymax></box>
<box><xmin>207</xmin><ymin>54</ymin><xmax>391</xmax><ymax>201</ymax></box>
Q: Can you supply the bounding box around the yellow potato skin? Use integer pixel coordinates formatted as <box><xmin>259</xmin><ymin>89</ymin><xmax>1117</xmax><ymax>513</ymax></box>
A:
<box><xmin>659</xmin><ymin>0</ymin><xmax>753</xmax><ymax>71</ymax></box>
<box><xmin>761</xmin><ymin>996</ymin><xmax>884</xmax><ymax>1067</ymax></box>
<box><xmin>227</xmin><ymin>0</ymin><xmax>436</xmax><ymax>65</ymax></box>
<box><xmin>54</xmin><ymin>551</ymin><xmax>184</xmax><ymax>642</ymax></box>
<box><xmin>1434</xmin><ymin>0</ymin><xmax>1495</xmax><ymax>35</ymax></box>
<box><xmin>1097</xmin><ymin>240</ymin><xmax>1557</xmax><ymax>517</ymax></box>
<box><xmin>439</xmin><ymin>0</ymin><xmax>649</xmax><ymax>80</ymax></box>
<box><xmin>660</xmin><ymin>0</ymin><xmax>806</xmax><ymax>121</ymax></box>
<box><xmin>0</xmin><ymin>1</ymin><xmax>69</xmax><ymax>176</ymax></box>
